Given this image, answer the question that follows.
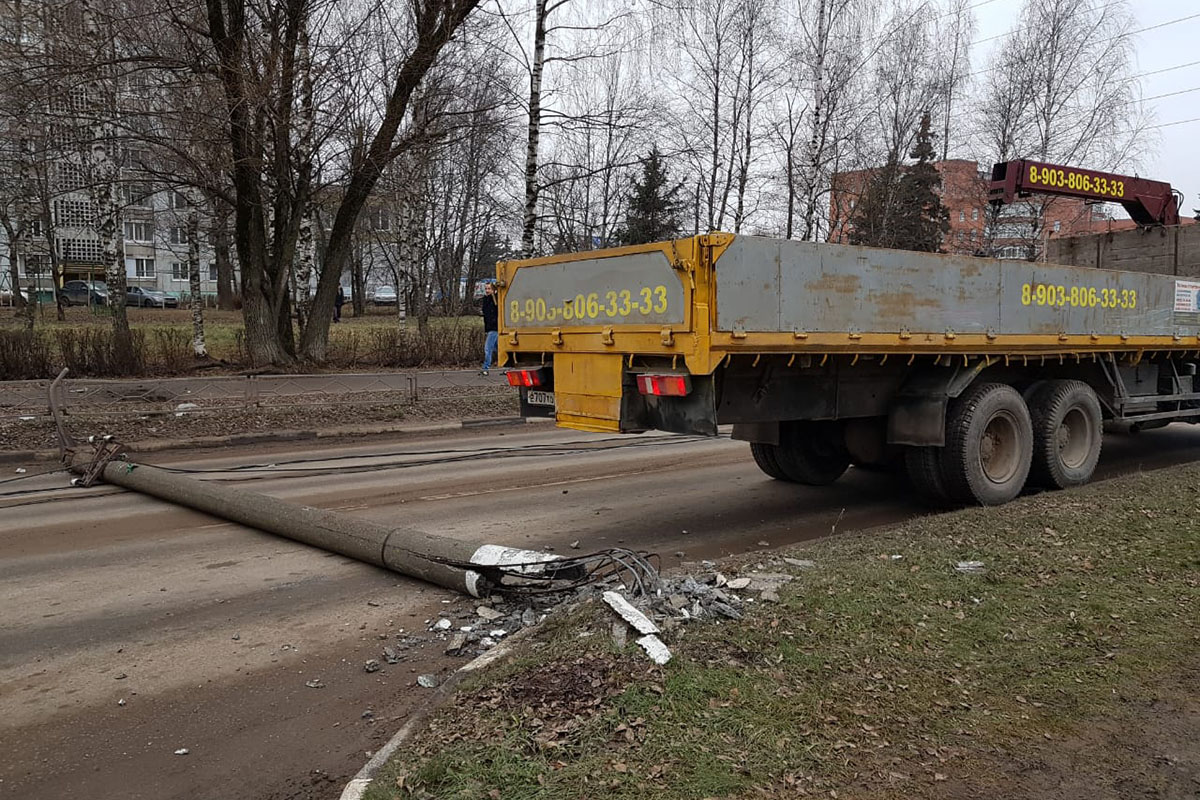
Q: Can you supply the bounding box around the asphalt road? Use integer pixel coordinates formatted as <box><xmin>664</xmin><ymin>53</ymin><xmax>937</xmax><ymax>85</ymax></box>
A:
<box><xmin>2</xmin><ymin>422</ymin><xmax>1199</xmax><ymax>800</ymax></box>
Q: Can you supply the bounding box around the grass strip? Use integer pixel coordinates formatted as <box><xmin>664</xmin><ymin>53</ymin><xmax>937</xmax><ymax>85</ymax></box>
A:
<box><xmin>366</xmin><ymin>466</ymin><xmax>1200</xmax><ymax>799</ymax></box>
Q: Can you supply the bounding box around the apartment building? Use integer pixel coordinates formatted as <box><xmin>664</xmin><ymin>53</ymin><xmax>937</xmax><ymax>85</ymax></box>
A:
<box><xmin>0</xmin><ymin>0</ymin><xmax>232</xmax><ymax>303</ymax></box>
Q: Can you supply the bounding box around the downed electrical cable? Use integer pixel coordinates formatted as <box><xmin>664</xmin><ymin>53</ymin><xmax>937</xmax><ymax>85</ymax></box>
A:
<box><xmin>421</xmin><ymin>547</ymin><xmax>661</xmax><ymax>597</ymax></box>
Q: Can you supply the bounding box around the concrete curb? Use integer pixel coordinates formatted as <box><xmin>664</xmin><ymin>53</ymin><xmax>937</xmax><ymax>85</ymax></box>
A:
<box><xmin>0</xmin><ymin>416</ymin><xmax>554</xmax><ymax>465</ymax></box>
<box><xmin>338</xmin><ymin>628</ymin><xmax>532</xmax><ymax>800</ymax></box>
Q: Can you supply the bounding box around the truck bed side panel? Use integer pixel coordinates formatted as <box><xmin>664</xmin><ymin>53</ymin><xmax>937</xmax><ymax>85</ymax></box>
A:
<box><xmin>503</xmin><ymin>250</ymin><xmax>686</xmax><ymax>330</ymax></box>
<box><xmin>714</xmin><ymin>235</ymin><xmax>1191</xmax><ymax>339</ymax></box>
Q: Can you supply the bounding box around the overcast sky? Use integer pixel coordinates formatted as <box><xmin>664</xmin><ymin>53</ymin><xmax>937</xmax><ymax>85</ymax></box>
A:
<box><xmin>972</xmin><ymin>0</ymin><xmax>1200</xmax><ymax>220</ymax></box>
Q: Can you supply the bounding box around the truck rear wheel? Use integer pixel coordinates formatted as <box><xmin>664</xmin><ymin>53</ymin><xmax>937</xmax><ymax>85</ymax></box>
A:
<box><xmin>1027</xmin><ymin>380</ymin><xmax>1102</xmax><ymax>489</ymax></box>
<box><xmin>904</xmin><ymin>446</ymin><xmax>952</xmax><ymax>505</ymax></box>
<box><xmin>774</xmin><ymin>421</ymin><xmax>850</xmax><ymax>486</ymax></box>
<box><xmin>749</xmin><ymin>442</ymin><xmax>790</xmax><ymax>481</ymax></box>
<box><xmin>940</xmin><ymin>382</ymin><xmax>1033</xmax><ymax>506</ymax></box>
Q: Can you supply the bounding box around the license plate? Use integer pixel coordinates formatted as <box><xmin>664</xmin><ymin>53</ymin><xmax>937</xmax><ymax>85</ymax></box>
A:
<box><xmin>526</xmin><ymin>390</ymin><xmax>555</xmax><ymax>407</ymax></box>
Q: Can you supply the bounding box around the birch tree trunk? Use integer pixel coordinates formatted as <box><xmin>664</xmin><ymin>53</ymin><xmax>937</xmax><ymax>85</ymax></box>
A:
<box><xmin>520</xmin><ymin>0</ymin><xmax>549</xmax><ymax>257</ymax></box>
<box><xmin>799</xmin><ymin>0</ymin><xmax>828</xmax><ymax>242</ymax></box>
<box><xmin>188</xmin><ymin>208</ymin><xmax>207</xmax><ymax>357</ymax></box>
<box><xmin>82</xmin><ymin>0</ymin><xmax>134</xmax><ymax>371</ymax></box>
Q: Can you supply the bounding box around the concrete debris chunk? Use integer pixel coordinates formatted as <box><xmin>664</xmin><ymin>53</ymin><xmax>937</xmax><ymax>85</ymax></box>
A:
<box><xmin>383</xmin><ymin>646</ymin><xmax>400</xmax><ymax>664</ymax></box>
<box><xmin>746</xmin><ymin>572</ymin><xmax>794</xmax><ymax>592</ymax></box>
<box><xmin>521</xmin><ymin>608</ymin><xmax>539</xmax><ymax>627</ymax></box>
<box><xmin>681</xmin><ymin>577</ymin><xmax>712</xmax><ymax>597</ymax></box>
<box><xmin>434</xmin><ymin>618</ymin><xmax>452</xmax><ymax>631</ymax></box>
<box><xmin>305</xmin><ymin>679</ymin><xmax>325</xmax><ymax>689</ymax></box>
<box><xmin>955</xmin><ymin>561</ymin><xmax>986</xmax><ymax>573</ymax></box>
<box><xmin>489</xmin><ymin>629</ymin><xmax>507</xmax><ymax>638</ymax></box>
<box><xmin>364</xmin><ymin>659</ymin><xmax>381</xmax><ymax>673</ymax></box>
<box><xmin>445</xmin><ymin>634</ymin><xmax>467</xmax><ymax>655</ymax></box>
<box><xmin>480</xmin><ymin>636</ymin><xmax>496</xmax><ymax>648</ymax></box>
<box><xmin>416</xmin><ymin>674</ymin><xmax>439</xmax><ymax>688</ymax></box>
<box><xmin>476</xmin><ymin>606</ymin><xmax>504</xmax><ymax>621</ymax></box>
<box><xmin>783</xmin><ymin>558</ymin><xmax>816</xmax><ymax>569</ymax></box>
<box><xmin>727</xmin><ymin>577</ymin><xmax>751</xmax><ymax>590</ymax></box>
<box><xmin>636</xmin><ymin>634</ymin><xmax>672</xmax><ymax>665</ymax></box>
<box><xmin>174</xmin><ymin>748</ymin><xmax>189</xmax><ymax>756</ymax></box>
<box><xmin>603</xmin><ymin>591</ymin><xmax>660</xmax><ymax>635</ymax></box>
<box><xmin>117</xmin><ymin>699</ymin><xmax>126</xmax><ymax>706</ymax></box>
<box><xmin>173</xmin><ymin>402</ymin><xmax>201</xmax><ymax>416</ymax></box>
<box><xmin>711</xmin><ymin>601</ymin><xmax>743</xmax><ymax>620</ymax></box>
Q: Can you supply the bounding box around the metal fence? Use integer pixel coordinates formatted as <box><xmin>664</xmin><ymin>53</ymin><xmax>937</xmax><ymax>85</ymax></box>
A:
<box><xmin>0</xmin><ymin>369</ymin><xmax>513</xmax><ymax>419</ymax></box>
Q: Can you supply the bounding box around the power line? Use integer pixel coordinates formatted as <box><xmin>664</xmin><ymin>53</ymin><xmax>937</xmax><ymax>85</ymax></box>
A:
<box><xmin>969</xmin><ymin>0</ymin><xmax>1128</xmax><ymax>47</ymax></box>
<box><xmin>969</xmin><ymin>6</ymin><xmax>1195</xmax><ymax>60</ymax></box>
<box><xmin>1146</xmin><ymin>116</ymin><xmax>1200</xmax><ymax>130</ymax></box>
<box><xmin>1131</xmin><ymin>59</ymin><xmax>1200</xmax><ymax>81</ymax></box>
<box><xmin>1140</xmin><ymin>85</ymin><xmax>1200</xmax><ymax>105</ymax></box>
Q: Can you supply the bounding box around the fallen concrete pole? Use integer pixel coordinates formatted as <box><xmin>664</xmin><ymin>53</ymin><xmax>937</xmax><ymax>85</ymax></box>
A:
<box><xmin>75</xmin><ymin>458</ymin><xmax>563</xmax><ymax>597</ymax></box>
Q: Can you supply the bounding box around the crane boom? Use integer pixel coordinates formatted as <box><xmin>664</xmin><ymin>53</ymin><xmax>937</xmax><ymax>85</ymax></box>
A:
<box><xmin>988</xmin><ymin>159</ymin><xmax>1181</xmax><ymax>227</ymax></box>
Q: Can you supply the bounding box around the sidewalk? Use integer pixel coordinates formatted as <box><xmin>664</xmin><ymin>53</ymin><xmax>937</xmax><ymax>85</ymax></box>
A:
<box><xmin>0</xmin><ymin>368</ymin><xmax>509</xmax><ymax>417</ymax></box>
<box><xmin>0</xmin><ymin>375</ymin><xmax>521</xmax><ymax>460</ymax></box>
<box><xmin>0</xmin><ymin>413</ymin><xmax>551</xmax><ymax>464</ymax></box>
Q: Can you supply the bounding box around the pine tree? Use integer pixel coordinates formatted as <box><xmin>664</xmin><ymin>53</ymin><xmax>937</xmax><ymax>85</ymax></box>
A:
<box><xmin>848</xmin><ymin>112</ymin><xmax>948</xmax><ymax>253</ymax></box>
<box><xmin>895</xmin><ymin>112</ymin><xmax>949</xmax><ymax>252</ymax></box>
<box><xmin>622</xmin><ymin>146</ymin><xmax>685</xmax><ymax>245</ymax></box>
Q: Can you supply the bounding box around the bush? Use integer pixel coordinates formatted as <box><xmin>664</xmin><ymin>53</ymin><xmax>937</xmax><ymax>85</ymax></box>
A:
<box><xmin>0</xmin><ymin>329</ymin><xmax>52</xmax><ymax>379</ymax></box>
<box><xmin>327</xmin><ymin>325</ymin><xmax>483</xmax><ymax>369</ymax></box>
<box><xmin>148</xmin><ymin>327</ymin><xmax>193</xmax><ymax>373</ymax></box>
<box><xmin>54</xmin><ymin>327</ymin><xmax>145</xmax><ymax>376</ymax></box>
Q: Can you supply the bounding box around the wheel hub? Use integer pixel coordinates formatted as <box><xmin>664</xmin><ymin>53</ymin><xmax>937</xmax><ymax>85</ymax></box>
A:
<box><xmin>979</xmin><ymin>412</ymin><xmax>1020</xmax><ymax>483</ymax></box>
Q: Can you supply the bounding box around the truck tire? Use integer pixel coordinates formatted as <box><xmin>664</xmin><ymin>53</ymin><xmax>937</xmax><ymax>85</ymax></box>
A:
<box><xmin>1027</xmin><ymin>380</ymin><xmax>1102</xmax><ymax>489</ymax></box>
<box><xmin>774</xmin><ymin>421</ymin><xmax>850</xmax><ymax>486</ymax></box>
<box><xmin>749</xmin><ymin>442</ymin><xmax>790</xmax><ymax>481</ymax></box>
<box><xmin>940</xmin><ymin>382</ymin><xmax>1033</xmax><ymax>506</ymax></box>
<box><xmin>904</xmin><ymin>446</ymin><xmax>952</xmax><ymax>505</ymax></box>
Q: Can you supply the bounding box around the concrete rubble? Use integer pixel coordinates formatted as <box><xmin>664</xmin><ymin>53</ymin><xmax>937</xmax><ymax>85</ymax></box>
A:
<box><xmin>385</xmin><ymin>556</ymin><xmax>812</xmax><ymax>669</ymax></box>
<box><xmin>598</xmin><ymin>556</ymin><xmax>810</xmax><ymax>664</ymax></box>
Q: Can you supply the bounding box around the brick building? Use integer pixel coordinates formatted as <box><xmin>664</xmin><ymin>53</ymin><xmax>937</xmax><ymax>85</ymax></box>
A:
<box><xmin>828</xmin><ymin>158</ymin><xmax>1157</xmax><ymax>259</ymax></box>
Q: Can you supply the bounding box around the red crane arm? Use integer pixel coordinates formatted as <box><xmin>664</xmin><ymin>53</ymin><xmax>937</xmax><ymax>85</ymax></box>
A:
<box><xmin>988</xmin><ymin>159</ymin><xmax>1181</xmax><ymax>227</ymax></box>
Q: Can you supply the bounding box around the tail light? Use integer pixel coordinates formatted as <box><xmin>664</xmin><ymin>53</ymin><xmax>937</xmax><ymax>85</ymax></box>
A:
<box><xmin>506</xmin><ymin>367</ymin><xmax>546</xmax><ymax>388</ymax></box>
<box><xmin>636</xmin><ymin>373</ymin><xmax>691</xmax><ymax>397</ymax></box>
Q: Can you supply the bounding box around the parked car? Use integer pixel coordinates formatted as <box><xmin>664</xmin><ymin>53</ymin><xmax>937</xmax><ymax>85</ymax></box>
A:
<box><xmin>126</xmin><ymin>286</ymin><xmax>179</xmax><ymax>308</ymax></box>
<box><xmin>372</xmin><ymin>285</ymin><xmax>398</xmax><ymax>306</ymax></box>
<box><xmin>59</xmin><ymin>280</ymin><xmax>109</xmax><ymax>306</ymax></box>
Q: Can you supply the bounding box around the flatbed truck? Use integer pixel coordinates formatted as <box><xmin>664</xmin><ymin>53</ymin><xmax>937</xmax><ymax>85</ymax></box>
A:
<box><xmin>496</xmin><ymin>232</ymin><xmax>1200</xmax><ymax>505</ymax></box>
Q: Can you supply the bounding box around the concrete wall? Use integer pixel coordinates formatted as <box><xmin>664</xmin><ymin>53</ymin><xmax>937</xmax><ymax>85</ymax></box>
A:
<box><xmin>1047</xmin><ymin>224</ymin><xmax>1200</xmax><ymax>277</ymax></box>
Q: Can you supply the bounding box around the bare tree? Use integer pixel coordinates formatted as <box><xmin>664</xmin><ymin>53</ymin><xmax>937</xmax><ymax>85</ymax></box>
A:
<box><xmin>934</xmin><ymin>0</ymin><xmax>975</xmax><ymax>162</ymax></box>
<box><xmin>194</xmin><ymin>0</ymin><xmax>481</xmax><ymax>366</ymax></box>
<box><xmin>791</xmin><ymin>0</ymin><xmax>879</xmax><ymax>241</ymax></box>
<box><xmin>976</xmin><ymin>0</ymin><xmax>1144</xmax><ymax>257</ymax></box>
